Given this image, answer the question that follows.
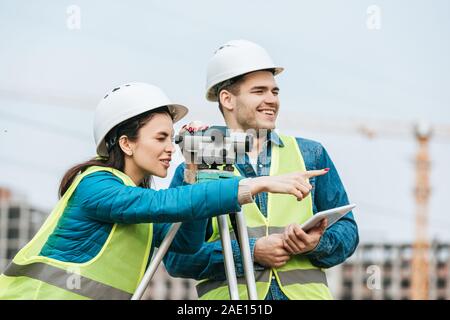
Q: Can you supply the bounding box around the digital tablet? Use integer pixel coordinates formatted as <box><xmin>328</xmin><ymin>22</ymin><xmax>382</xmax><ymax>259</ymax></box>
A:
<box><xmin>300</xmin><ymin>204</ymin><xmax>356</xmax><ymax>232</ymax></box>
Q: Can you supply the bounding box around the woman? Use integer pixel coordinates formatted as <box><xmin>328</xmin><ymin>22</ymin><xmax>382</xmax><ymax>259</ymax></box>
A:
<box><xmin>0</xmin><ymin>83</ymin><xmax>315</xmax><ymax>300</ymax></box>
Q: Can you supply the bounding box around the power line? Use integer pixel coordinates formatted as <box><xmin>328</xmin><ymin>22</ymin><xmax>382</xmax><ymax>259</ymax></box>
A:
<box><xmin>0</xmin><ymin>89</ymin><xmax>95</xmax><ymax>111</ymax></box>
<box><xmin>282</xmin><ymin>115</ymin><xmax>450</xmax><ymax>143</ymax></box>
<box><xmin>356</xmin><ymin>201</ymin><xmax>450</xmax><ymax>226</ymax></box>
<box><xmin>0</xmin><ymin>110</ymin><xmax>90</xmax><ymax>141</ymax></box>
<box><xmin>2</xmin><ymin>89</ymin><xmax>450</xmax><ymax>142</ymax></box>
<box><xmin>0</xmin><ymin>156</ymin><xmax>63</xmax><ymax>176</ymax></box>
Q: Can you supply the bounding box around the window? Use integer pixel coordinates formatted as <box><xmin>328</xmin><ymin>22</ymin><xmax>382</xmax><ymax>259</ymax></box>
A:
<box><xmin>8</xmin><ymin>207</ymin><xmax>20</xmax><ymax>219</ymax></box>
<box><xmin>401</xmin><ymin>278</ymin><xmax>410</xmax><ymax>288</ymax></box>
<box><xmin>7</xmin><ymin>248</ymin><xmax>18</xmax><ymax>259</ymax></box>
<box><xmin>7</xmin><ymin>228</ymin><xmax>19</xmax><ymax>239</ymax></box>
<box><xmin>343</xmin><ymin>280</ymin><xmax>353</xmax><ymax>289</ymax></box>
<box><xmin>437</xmin><ymin>278</ymin><xmax>446</xmax><ymax>289</ymax></box>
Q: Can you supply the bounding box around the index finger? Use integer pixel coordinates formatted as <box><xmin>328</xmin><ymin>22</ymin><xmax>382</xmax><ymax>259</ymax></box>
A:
<box><xmin>292</xmin><ymin>224</ymin><xmax>309</xmax><ymax>240</ymax></box>
<box><xmin>304</xmin><ymin>168</ymin><xmax>330</xmax><ymax>179</ymax></box>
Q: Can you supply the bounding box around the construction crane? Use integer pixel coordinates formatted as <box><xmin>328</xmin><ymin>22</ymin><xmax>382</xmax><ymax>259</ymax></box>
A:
<box><xmin>410</xmin><ymin>123</ymin><xmax>432</xmax><ymax>300</ymax></box>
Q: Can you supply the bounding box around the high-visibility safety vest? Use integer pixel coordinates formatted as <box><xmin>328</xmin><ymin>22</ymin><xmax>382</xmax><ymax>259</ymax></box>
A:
<box><xmin>197</xmin><ymin>134</ymin><xmax>333</xmax><ymax>300</ymax></box>
<box><xmin>0</xmin><ymin>166</ymin><xmax>153</xmax><ymax>300</ymax></box>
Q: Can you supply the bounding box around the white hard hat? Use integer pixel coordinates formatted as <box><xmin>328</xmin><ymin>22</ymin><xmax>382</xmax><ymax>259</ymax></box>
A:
<box><xmin>206</xmin><ymin>40</ymin><xmax>284</xmax><ymax>102</ymax></box>
<box><xmin>94</xmin><ymin>82</ymin><xmax>188</xmax><ymax>157</ymax></box>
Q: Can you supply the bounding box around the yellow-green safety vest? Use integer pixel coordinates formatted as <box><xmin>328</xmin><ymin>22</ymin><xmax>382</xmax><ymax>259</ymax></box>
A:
<box><xmin>197</xmin><ymin>134</ymin><xmax>333</xmax><ymax>300</ymax></box>
<box><xmin>0</xmin><ymin>166</ymin><xmax>153</xmax><ymax>300</ymax></box>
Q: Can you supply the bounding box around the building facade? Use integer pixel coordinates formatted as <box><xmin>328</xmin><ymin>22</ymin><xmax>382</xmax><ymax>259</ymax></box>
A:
<box><xmin>335</xmin><ymin>243</ymin><xmax>450</xmax><ymax>300</ymax></box>
<box><xmin>144</xmin><ymin>243</ymin><xmax>450</xmax><ymax>300</ymax></box>
<box><xmin>0</xmin><ymin>187</ymin><xmax>47</xmax><ymax>272</ymax></box>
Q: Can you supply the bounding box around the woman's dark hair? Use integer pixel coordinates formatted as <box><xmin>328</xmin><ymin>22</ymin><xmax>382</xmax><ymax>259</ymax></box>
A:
<box><xmin>59</xmin><ymin>106</ymin><xmax>173</xmax><ymax>198</ymax></box>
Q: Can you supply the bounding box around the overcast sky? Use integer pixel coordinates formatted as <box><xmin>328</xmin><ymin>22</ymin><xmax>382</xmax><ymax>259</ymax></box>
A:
<box><xmin>0</xmin><ymin>0</ymin><xmax>449</xmax><ymax>243</ymax></box>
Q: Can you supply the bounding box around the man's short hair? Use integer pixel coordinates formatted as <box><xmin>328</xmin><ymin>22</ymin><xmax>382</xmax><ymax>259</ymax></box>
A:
<box><xmin>214</xmin><ymin>68</ymin><xmax>276</xmax><ymax>115</ymax></box>
<box><xmin>214</xmin><ymin>75</ymin><xmax>245</xmax><ymax>115</ymax></box>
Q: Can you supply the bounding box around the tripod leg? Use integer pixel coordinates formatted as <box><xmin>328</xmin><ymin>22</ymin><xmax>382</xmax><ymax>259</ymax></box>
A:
<box><xmin>235</xmin><ymin>210</ymin><xmax>258</xmax><ymax>300</ymax></box>
<box><xmin>217</xmin><ymin>214</ymin><xmax>240</xmax><ymax>300</ymax></box>
<box><xmin>131</xmin><ymin>222</ymin><xmax>182</xmax><ymax>300</ymax></box>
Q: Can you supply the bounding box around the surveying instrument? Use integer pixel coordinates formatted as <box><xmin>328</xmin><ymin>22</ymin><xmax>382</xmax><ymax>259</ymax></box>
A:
<box><xmin>131</xmin><ymin>126</ymin><xmax>258</xmax><ymax>300</ymax></box>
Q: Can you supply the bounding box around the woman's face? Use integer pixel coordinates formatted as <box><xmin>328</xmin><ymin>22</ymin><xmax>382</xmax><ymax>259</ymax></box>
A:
<box><xmin>127</xmin><ymin>112</ymin><xmax>175</xmax><ymax>179</ymax></box>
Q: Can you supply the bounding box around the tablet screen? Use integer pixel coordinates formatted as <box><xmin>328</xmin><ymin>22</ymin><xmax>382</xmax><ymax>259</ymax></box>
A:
<box><xmin>300</xmin><ymin>204</ymin><xmax>356</xmax><ymax>232</ymax></box>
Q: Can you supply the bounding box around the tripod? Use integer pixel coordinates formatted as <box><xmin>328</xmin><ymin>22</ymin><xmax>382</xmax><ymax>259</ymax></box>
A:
<box><xmin>131</xmin><ymin>164</ymin><xmax>257</xmax><ymax>300</ymax></box>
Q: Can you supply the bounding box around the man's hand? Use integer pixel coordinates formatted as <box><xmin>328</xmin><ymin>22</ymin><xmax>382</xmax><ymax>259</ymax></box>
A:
<box><xmin>254</xmin><ymin>234</ymin><xmax>291</xmax><ymax>268</ymax></box>
<box><xmin>283</xmin><ymin>219</ymin><xmax>327</xmax><ymax>255</ymax></box>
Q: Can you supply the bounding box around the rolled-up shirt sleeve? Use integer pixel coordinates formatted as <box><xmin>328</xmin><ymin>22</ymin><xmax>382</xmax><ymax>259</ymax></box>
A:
<box><xmin>302</xmin><ymin>144</ymin><xmax>359</xmax><ymax>268</ymax></box>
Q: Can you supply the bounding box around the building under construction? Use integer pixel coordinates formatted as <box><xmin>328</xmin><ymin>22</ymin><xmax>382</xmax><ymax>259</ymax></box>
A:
<box><xmin>0</xmin><ymin>187</ymin><xmax>46</xmax><ymax>272</ymax></box>
<box><xmin>335</xmin><ymin>243</ymin><xmax>450</xmax><ymax>300</ymax></box>
<box><xmin>143</xmin><ymin>243</ymin><xmax>450</xmax><ymax>300</ymax></box>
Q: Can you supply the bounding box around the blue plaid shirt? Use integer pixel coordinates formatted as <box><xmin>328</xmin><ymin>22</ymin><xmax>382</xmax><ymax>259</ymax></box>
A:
<box><xmin>164</xmin><ymin>131</ymin><xmax>359</xmax><ymax>300</ymax></box>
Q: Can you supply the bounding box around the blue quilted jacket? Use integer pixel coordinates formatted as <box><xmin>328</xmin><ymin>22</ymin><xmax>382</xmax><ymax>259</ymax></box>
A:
<box><xmin>40</xmin><ymin>170</ymin><xmax>241</xmax><ymax>263</ymax></box>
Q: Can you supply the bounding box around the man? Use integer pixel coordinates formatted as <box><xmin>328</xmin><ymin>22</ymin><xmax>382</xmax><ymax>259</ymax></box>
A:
<box><xmin>164</xmin><ymin>40</ymin><xmax>359</xmax><ymax>300</ymax></box>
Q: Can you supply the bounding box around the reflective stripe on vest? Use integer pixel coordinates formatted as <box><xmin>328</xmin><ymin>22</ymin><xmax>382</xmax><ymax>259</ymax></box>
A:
<box><xmin>0</xmin><ymin>166</ymin><xmax>152</xmax><ymax>300</ymax></box>
<box><xmin>3</xmin><ymin>262</ymin><xmax>132</xmax><ymax>300</ymax></box>
<box><xmin>197</xmin><ymin>268</ymin><xmax>327</xmax><ymax>298</ymax></box>
<box><xmin>197</xmin><ymin>134</ymin><xmax>332</xmax><ymax>300</ymax></box>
